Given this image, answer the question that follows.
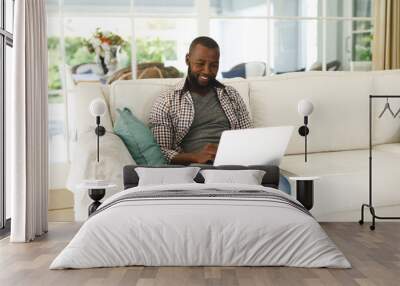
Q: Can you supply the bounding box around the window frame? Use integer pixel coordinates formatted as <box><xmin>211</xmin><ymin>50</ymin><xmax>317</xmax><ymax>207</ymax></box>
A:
<box><xmin>0</xmin><ymin>0</ymin><xmax>13</xmax><ymax>235</ymax></box>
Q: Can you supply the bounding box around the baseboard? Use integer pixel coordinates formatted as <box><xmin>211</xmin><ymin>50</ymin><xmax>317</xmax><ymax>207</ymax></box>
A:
<box><xmin>315</xmin><ymin>204</ymin><xmax>400</xmax><ymax>222</ymax></box>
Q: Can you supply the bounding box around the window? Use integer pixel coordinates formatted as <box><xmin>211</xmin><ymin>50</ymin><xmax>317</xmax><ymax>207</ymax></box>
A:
<box><xmin>324</xmin><ymin>0</ymin><xmax>373</xmax><ymax>71</ymax></box>
<box><xmin>47</xmin><ymin>16</ymin><xmax>65</xmax><ymax>166</ymax></box>
<box><xmin>269</xmin><ymin>20</ymin><xmax>321</xmax><ymax>73</ymax></box>
<box><xmin>134</xmin><ymin>0</ymin><xmax>195</xmax><ymax>14</ymax></box>
<box><xmin>210</xmin><ymin>0</ymin><xmax>268</xmax><ymax>16</ymax></box>
<box><xmin>135</xmin><ymin>18</ymin><xmax>196</xmax><ymax>74</ymax></box>
<box><xmin>210</xmin><ymin>0</ymin><xmax>373</xmax><ymax>74</ymax></box>
<box><xmin>210</xmin><ymin>19</ymin><xmax>268</xmax><ymax>75</ymax></box>
<box><xmin>1</xmin><ymin>0</ymin><xmax>14</xmax><ymax>234</ymax></box>
<box><xmin>326</xmin><ymin>20</ymin><xmax>373</xmax><ymax>71</ymax></box>
<box><xmin>271</xmin><ymin>0</ymin><xmax>322</xmax><ymax>17</ymax></box>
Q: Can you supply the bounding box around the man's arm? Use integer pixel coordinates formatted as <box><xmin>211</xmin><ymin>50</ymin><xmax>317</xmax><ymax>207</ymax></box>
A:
<box><xmin>227</xmin><ymin>86</ymin><xmax>253</xmax><ymax>129</ymax></box>
<box><xmin>149</xmin><ymin>92</ymin><xmax>179</xmax><ymax>163</ymax></box>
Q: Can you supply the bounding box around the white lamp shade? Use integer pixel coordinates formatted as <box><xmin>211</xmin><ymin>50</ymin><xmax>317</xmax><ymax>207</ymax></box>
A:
<box><xmin>297</xmin><ymin>99</ymin><xmax>314</xmax><ymax>116</ymax></box>
<box><xmin>89</xmin><ymin>99</ymin><xmax>107</xmax><ymax>117</ymax></box>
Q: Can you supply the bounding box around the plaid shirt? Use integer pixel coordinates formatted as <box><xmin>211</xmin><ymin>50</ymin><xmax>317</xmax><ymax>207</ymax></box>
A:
<box><xmin>149</xmin><ymin>78</ymin><xmax>253</xmax><ymax>162</ymax></box>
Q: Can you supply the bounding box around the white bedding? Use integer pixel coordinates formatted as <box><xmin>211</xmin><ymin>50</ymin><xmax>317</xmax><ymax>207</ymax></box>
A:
<box><xmin>50</xmin><ymin>183</ymin><xmax>351</xmax><ymax>269</ymax></box>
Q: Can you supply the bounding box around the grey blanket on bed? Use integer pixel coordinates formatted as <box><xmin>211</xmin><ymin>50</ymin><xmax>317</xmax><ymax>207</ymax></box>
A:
<box><xmin>92</xmin><ymin>189</ymin><xmax>312</xmax><ymax>217</ymax></box>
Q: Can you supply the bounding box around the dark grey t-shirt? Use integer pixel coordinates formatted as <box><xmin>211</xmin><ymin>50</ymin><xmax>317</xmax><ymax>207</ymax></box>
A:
<box><xmin>181</xmin><ymin>89</ymin><xmax>231</xmax><ymax>153</ymax></box>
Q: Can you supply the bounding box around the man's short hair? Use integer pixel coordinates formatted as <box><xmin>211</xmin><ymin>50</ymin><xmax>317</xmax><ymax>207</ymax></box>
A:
<box><xmin>189</xmin><ymin>36</ymin><xmax>219</xmax><ymax>54</ymax></box>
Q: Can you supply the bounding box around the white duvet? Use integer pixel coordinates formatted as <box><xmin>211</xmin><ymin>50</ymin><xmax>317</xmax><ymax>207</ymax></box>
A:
<box><xmin>50</xmin><ymin>183</ymin><xmax>351</xmax><ymax>269</ymax></box>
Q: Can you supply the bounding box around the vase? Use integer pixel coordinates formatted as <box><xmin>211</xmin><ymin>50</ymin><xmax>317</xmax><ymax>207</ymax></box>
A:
<box><xmin>104</xmin><ymin>45</ymin><xmax>120</xmax><ymax>75</ymax></box>
<box><xmin>95</xmin><ymin>55</ymin><xmax>108</xmax><ymax>75</ymax></box>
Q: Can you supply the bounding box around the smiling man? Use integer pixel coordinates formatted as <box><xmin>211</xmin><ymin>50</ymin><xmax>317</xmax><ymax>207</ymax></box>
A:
<box><xmin>149</xmin><ymin>36</ymin><xmax>253</xmax><ymax>164</ymax></box>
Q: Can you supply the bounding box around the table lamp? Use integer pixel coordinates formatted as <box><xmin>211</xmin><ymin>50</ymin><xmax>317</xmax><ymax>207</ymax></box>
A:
<box><xmin>89</xmin><ymin>98</ymin><xmax>107</xmax><ymax>162</ymax></box>
<box><xmin>297</xmin><ymin>99</ymin><xmax>314</xmax><ymax>162</ymax></box>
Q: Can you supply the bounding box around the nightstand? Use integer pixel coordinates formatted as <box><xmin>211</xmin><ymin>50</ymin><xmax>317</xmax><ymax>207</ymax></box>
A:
<box><xmin>288</xmin><ymin>176</ymin><xmax>319</xmax><ymax>210</ymax></box>
<box><xmin>77</xmin><ymin>181</ymin><xmax>116</xmax><ymax>216</ymax></box>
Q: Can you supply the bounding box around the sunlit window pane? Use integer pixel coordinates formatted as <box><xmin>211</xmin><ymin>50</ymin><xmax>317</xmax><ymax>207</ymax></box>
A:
<box><xmin>48</xmin><ymin>90</ymin><xmax>67</xmax><ymax>163</ymax></box>
<box><xmin>5</xmin><ymin>0</ymin><xmax>14</xmax><ymax>33</ymax></box>
<box><xmin>47</xmin><ymin>15</ymin><xmax>66</xmax><ymax>163</ymax></box>
<box><xmin>327</xmin><ymin>0</ymin><xmax>373</xmax><ymax>18</ymax></box>
<box><xmin>133</xmin><ymin>0</ymin><xmax>195</xmax><ymax>14</ymax></box>
<box><xmin>48</xmin><ymin>16</ymin><xmax>62</xmax><ymax>91</ymax></box>
<box><xmin>270</xmin><ymin>20</ymin><xmax>321</xmax><ymax>73</ymax></box>
<box><xmin>326</xmin><ymin>20</ymin><xmax>373</xmax><ymax>71</ymax></box>
<box><xmin>210</xmin><ymin>19</ymin><xmax>268</xmax><ymax>78</ymax></box>
<box><xmin>5</xmin><ymin>45</ymin><xmax>12</xmax><ymax>218</ymax></box>
<box><xmin>134</xmin><ymin>18</ymin><xmax>196</xmax><ymax>78</ymax></box>
<box><xmin>63</xmin><ymin>0</ymin><xmax>131</xmax><ymax>14</ymax></box>
<box><xmin>353</xmin><ymin>0</ymin><xmax>373</xmax><ymax>17</ymax></box>
<box><xmin>210</xmin><ymin>0</ymin><xmax>267</xmax><ymax>17</ymax></box>
<box><xmin>271</xmin><ymin>0</ymin><xmax>322</xmax><ymax>17</ymax></box>
<box><xmin>353</xmin><ymin>19</ymin><xmax>372</xmax><ymax>30</ymax></box>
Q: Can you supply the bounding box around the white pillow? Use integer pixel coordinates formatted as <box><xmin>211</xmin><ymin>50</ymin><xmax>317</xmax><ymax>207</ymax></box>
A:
<box><xmin>135</xmin><ymin>167</ymin><xmax>200</xmax><ymax>186</ymax></box>
<box><xmin>200</xmin><ymin>169</ymin><xmax>266</xmax><ymax>185</ymax></box>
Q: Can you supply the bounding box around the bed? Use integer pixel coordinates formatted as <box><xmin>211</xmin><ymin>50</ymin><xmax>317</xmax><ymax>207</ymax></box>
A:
<box><xmin>50</xmin><ymin>165</ymin><xmax>350</xmax><ymax>269</ymax></box>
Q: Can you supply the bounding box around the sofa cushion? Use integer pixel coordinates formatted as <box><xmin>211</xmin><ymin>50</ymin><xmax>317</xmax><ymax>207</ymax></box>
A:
<box><xmin>249</xmin><ymin>72</ymin><xmax>375</xmax><ymax>155</ymax></box>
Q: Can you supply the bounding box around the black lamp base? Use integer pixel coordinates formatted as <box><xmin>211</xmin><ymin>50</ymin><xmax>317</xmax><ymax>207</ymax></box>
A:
<box><xmin>88</xmin><ymin>188</ymin><xmax>106</xmax><ymax>216</ymax></box>
<box><xmin>298</xmin><ymin>125</ymin><xmax>309</xmax><ymax>136</ymax></box>
<box><xmin>95</xmin><ymin>126</ymin><xmax>106</xmax><ymax>136</ymax></box>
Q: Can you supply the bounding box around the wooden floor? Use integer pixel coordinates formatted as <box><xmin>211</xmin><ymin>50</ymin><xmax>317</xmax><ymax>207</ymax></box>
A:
<box><xmin>0</xmin><ymin>222</ymin><xmax>399</xmax><ymax>286</ymax></box>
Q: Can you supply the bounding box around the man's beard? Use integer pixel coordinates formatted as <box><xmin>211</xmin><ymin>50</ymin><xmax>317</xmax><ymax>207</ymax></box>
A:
<box><xmin>187</xmin><ymin>67</ymin><xmax>217</xmax><ymax>91</ymax></box>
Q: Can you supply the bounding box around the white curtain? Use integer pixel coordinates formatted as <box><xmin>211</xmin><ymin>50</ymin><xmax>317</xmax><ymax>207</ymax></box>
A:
<box><xmin>10</xmin><ymin>0</ymin><xmax>49</xmax><ymax>242</ymax></box>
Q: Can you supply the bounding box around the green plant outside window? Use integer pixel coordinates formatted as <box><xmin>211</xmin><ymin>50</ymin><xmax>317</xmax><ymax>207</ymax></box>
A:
<box><xmin>47</xmin><ymin>35</ymin><xmax>178</xmax><ymax>91</ymax></box>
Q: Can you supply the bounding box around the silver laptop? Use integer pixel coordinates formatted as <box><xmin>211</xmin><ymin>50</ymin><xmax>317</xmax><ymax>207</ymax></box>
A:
<box><xmin>213</xmin><ymin>126</ymin><xmax>294</xmax><ymax>166</ymax></box>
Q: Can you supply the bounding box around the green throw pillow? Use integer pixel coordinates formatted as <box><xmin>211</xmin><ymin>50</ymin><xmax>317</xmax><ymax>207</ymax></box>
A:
<box><xmin>113</xmin><ymin>108</ymin><xmax>167</xmax><ymax>165</ymax></box>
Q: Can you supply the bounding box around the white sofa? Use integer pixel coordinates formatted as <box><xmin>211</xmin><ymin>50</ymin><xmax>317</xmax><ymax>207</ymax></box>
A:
<box><xmin>67</xmin><ymin>70</ymin><xmax>400</xmax><ymax>222</ymax></box>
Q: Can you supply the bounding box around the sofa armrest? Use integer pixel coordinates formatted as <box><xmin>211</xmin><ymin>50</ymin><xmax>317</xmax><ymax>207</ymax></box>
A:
<box><xmin>67</xmin><ymin>131</ymin><xmax>135</xmax><ymax>192</ymax></box>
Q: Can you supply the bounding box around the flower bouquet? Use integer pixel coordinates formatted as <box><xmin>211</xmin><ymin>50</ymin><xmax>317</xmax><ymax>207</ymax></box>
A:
<box><xmin>83</xmin><ymin>28</ymin><xmax>126</xmax><ymax>75</ymax></box>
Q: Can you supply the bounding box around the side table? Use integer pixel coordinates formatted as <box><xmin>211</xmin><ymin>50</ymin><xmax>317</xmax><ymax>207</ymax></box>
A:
<box><xmin>77</xmin><ymin>181</ymin><xmax>116</xmax><ymax>216</ymax></box>
<box><xmin>288</xmin><ymin>176</ymin><xmax>319</xmax><ymax>210</ymax></box>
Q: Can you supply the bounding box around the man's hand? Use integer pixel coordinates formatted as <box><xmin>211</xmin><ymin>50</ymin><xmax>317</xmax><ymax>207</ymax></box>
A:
<box><xmin>171</xmin><ymin>143</ymin><xmax>219</xmax><ymax>165</ymax></box>
<box><xmin>191</xmin><ymin>143</ymin><xmax>218</xmax><ymax>164</ymax></box>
